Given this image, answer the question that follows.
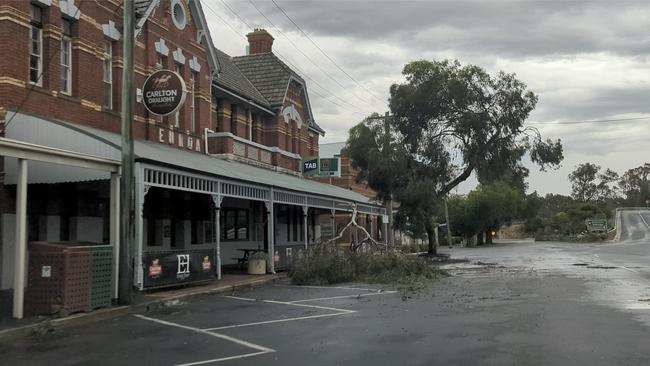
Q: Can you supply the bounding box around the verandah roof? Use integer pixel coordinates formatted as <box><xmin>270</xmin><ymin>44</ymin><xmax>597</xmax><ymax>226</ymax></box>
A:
<box><xmin>3</xmin><ymin>113</ymin><xmax>383</xmax><ymax>211</ymax></box>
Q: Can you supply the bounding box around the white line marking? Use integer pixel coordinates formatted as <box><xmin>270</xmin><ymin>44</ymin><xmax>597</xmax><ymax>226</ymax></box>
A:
<box><xmin>262</xmin><ymin>299</ymin><xmax>355</xmax><ymax>313</ymax></box>
<box><xmin>133</xmin><ymin>314</ymin><xmax>275</xmax><ymax>353</ymax></box>
<box><xmin>224</xmin><ymin>295</ymin><xmax>256</xmax><ymax>302</ymax></box>
<box><xmin>638</xmin><ymin>213</ymin><xmax>650</xmax><ymax>230</ymax></box>
<box><xmin>223</xmin><ymin>295</ymin><xmax>355</xmax><ymax>313</ymax></box>
<box><xmin>176</xmin><ymin>351</ymin><xmax>271</xmax><ymax>366</ymax></box>
<box><xmin>203</xmin><ymin>311</ymin><xmax>352</xmax><ymax>331</ymax></box>
<box><xmin>288</xmin><ymin>291</ymin><xmax>398</xmax><ymax>303</ymax></box>
<box><xmin>621</xmin><ymin>266</ymin><xmax>639</xmax><ymax>273</ymax></box>
<box><xmin>279</xmin><ymin>285</ymin><xmax>387</xmax><ymax>292</ymax></box>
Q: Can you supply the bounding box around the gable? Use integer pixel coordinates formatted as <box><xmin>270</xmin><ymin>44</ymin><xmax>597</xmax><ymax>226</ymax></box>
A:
<box><xmin>141</xmin><ymin>0</ymin><xmax>220</xmax><ymax>76</ymax></box>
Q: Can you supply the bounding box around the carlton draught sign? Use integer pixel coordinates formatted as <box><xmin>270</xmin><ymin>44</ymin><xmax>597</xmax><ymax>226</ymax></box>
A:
<box><xmin>142</xmin><ymin>69</ymin><xmax>186</xmax><ymax>116</ymax></box>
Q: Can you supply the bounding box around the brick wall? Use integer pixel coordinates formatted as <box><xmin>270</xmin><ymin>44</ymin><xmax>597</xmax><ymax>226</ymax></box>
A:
<box><xmin>0</xmin><ymin>0</ymin><xmax>211</xmax><ymax>153</ymax></box>
<box><xmin>0</xmin><ymin>1</ymin><xmax>323</xmax><ymax>174</ymax></box>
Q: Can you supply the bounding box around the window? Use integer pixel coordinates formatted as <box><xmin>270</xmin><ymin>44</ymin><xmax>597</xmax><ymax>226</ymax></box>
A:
<box><xmin>293</xmin><ymin>207</ymin><xmax>300</xmax><ymax>242</ymax></box>
<box><xmin>29</xmin><ymin>5</ymin><xmax>43</xmax><ymax>86</ymax></box>
<box><xmin>237</xmin><ymin>210</ymin><xmax>248</xmax><ymax>239</ymax></box>
<box><xmin>221</xmin><ymin>208</ymin><xmax>249</xmax><ymax>241</ymax></box>
<box><xmin>172</xmin><ymin>64</ymin><xmax>183</xmax><ymax>127</ymax></box>
<box><xmin>103</xmin><ymin>41</ymin><xmax>113</xmax><ymax>109</ymax></box>
<box><xmin>156</xmin><ymin>54</ymin><xmax>167</xmax><ymax>69</ymax></box>
<box><xmin>171</xmin><ymin>0</ymin><xmax>187</xmax><ymax>30</ymax></box>
<box><xmin>60</xmin><ymin>19</ymin><xmax>72</xmax><ymax>94</ymax></box>
<box><xmin>191</xmin><ymin>220</ymin><xmax>204</xmax><ymax>244</ymax></box>
<box><xmin>190</xmin><ymin>71</ymin><xmax>197</xmax><ymax>132</ymax></box>
<box><xmin>231</xmin><ymin>105</ymin><xmax>237</xmax><ymax>134</ymax></box>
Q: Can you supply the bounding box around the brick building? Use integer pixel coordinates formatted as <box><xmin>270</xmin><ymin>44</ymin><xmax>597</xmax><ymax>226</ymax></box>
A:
<box><xmin>313</xmin><ymin>142</ymin><xmax>385</xmax><ymax>245</ymax></box>
<box><xmin>0</xmin><ymin>0</ymin><xmax>386</xmax><ymax>297</ymax></box>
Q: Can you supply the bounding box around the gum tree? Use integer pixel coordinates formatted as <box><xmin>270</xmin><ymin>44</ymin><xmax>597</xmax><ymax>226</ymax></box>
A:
<box><xmin>347</xmin><ymin>59</ymin><xmax>563</xmax><ymax>254</ymax></box>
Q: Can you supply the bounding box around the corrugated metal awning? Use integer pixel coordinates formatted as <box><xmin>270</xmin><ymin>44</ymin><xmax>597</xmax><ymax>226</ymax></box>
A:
<box><xmin>4</xmin><ymin>113</ymin><xmax>382</xmax><ymax>209</ymax></box>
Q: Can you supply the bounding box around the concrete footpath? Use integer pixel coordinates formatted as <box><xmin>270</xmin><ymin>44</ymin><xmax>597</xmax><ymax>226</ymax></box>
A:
<box><xmin>0</xmin><ymin>273</ymin><xmax>283</xmax><ymax>343</ymax></box>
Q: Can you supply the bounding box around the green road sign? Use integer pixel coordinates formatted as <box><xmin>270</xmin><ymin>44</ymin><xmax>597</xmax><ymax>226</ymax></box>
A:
<box><xmin>319</xmin><ymin>158</ymin><xmax>340</xmax><ymax>177</ymax></box>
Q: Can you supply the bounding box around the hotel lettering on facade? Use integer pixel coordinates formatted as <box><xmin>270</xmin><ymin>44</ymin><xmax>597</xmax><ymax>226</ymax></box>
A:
<box><xmin>0</xmin><ymin>0</ymin><xmax>387</xmax><ymax>294</ymax></box>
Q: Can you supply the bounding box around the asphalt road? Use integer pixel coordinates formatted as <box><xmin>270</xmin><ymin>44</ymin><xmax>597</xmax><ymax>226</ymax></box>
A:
<box><xmin>3</xmin><ymin>214</ymin><xmax>650</xmax><ymax>365</ymax></box>
<box><xmin>618</xmin><ymin>210</ymin><xmax>650</xmax><ymax>243</ymax></box>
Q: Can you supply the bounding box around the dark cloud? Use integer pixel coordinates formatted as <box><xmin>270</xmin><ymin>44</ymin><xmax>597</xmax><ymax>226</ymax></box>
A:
<box><xmin>205</xmin><ymin>0</ymin><xmax>650</xmax><ymax>194</ymax></box>
<box><xmin>531</xmin><ymin>87</ymin><xmax>650</xmax><ymax>122</ymax></box>
<box><xmin>231</xmin><ymin>1</ymin><xmax>650</xmax><ymax>58</ymax></box>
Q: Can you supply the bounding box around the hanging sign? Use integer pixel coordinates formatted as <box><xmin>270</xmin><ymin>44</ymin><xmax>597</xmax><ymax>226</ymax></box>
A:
<box><xmin>319</xmin><ymin>158</ymin><xmax>340</xmax><ymax>177</ymax></box>
<box><xmin>142</xmin><ymin>69</ymin><xmax>186</xmax><ymax>116</ymax></box>
<box><xmin>302</xmin><ymin>156</ymin><xmax>320</xmax><ymax>176</ymax></box>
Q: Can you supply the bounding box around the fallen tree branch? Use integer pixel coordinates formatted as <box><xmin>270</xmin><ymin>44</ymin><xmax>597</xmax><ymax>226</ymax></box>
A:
<box><xmin>324</xmin><ymin>204</ymin><xmax>386</xmax><ymax>250</ymax></box>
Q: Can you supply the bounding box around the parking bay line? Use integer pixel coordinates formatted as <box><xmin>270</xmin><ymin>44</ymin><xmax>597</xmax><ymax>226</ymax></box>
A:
<box><xmin>203</xmin><ymin>311</ymin><xmax>352</xmax><ymax>331</ymax></box>
<box><xmin>223</xmin><ymin>296</ymin><xmax>356</xmax><ymax>313</ymax></box>
<box><xmin>133</xmin><ymin>314</ymin><xmax>275</xmax><ymax>365</ymax></box>
<box><xmin>175</xmin><ymin>351</ymin><xmax>271</xmax><ymax>366</ymax></box>
<box><xmin>287</xmin><ymin>291</ymin><xmax>398</xmax><ymax>303</ymax></box>
<box><xmin>277</xmin><ymin>284</ymin><xmax>388</xmax><ymax>292</ymax></box>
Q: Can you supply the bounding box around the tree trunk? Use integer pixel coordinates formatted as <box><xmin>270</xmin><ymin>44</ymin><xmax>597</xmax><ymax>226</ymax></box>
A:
<box><xmin>425</xmin><ymin>220</ymin><xmax>437</xmax><ymax>255</ymax></box>
<box><xmin>485</xmin><ymin>230</ymin><xmax>493</xmax><ymax>244</ymax></box>
<box><xmin>477</xmin><ymin>232</ymin><xmax>484</xmax><ymax>246</ymax></box>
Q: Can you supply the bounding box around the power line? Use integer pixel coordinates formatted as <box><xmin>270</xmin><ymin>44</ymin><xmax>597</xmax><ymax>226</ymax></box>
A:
<box><xmin>271</xmin><ymin>0</ymin><xmax>386</xmax><ymax>106</ymax></box>
<box><xmin>217</xmin><ymin>0</ymin><xmax>365</xmax><ymax>113</ymax></box>
<box><xmin>247</xmin><ymin>0</ymin><xmax>377</xmax><ymax>109</ymax></box>
<box><xmin>210</xmin><ymin>1</ymin><xmax>364</xmax><ymax>115</ymax></box>
<box><xmin>212</xmin><ymin>0</ymin><xmax>368</xmax><ymax>115</ymax></box>
<box><xmin>529</xmin><ymin>116</ymin><xmax>650</xmax><ymax>125</ymax></box>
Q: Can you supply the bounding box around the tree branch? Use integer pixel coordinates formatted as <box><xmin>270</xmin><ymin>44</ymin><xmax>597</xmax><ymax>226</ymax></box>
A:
<box><xmin>439</xmin><ymin>162</ymin><xmax>475</xmax><ymax>197</ymax></box>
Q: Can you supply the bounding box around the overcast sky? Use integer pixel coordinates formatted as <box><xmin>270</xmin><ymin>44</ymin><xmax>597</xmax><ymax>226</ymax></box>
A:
<box><xmin>202</xmin><ymin>0</ymin><xmax>650</xmax><ymax>195</ymax></box>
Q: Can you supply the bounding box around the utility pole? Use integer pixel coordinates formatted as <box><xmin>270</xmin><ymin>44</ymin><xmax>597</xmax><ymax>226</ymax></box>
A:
<box><xmin>119</xmin><ymin>0</ymin><xmax>135</xmax><ymax>305</ymax></box>
<box><xmin>444</xmin><ymin>197</ymin><xmax>452</xmax><ymax>248</ymax></box>
<box><xmin>366</xmin><ymin>112</ymin><xmax>395</xmax><ymax>246</ymax></box>
<box><xmin>382</xmin><ymin>112</ymin><xmax>394</xmax><ymax>246</ymax></box>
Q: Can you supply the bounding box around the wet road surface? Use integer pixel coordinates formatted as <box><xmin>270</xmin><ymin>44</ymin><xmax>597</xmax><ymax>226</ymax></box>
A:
<box><xmin>3</xmin><ymin>215</ymin><xmax>650</xmax><ymax>365</ymax></box>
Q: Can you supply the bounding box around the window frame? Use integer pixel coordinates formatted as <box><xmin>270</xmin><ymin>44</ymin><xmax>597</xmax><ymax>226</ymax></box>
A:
<box><xmin>29</xmin><ymin>5</ymin><xmax>43</xmax><ymax>86</ymax></box>
<box><xmin>102</xmin><ymin>41</ymin><xmax>113</xmax><ymax>109</ymax></box>
<box><xmin>190</xmin><ymin>71</ymin><xmax>197</xmax><ymax>133</ymax></box>
<box><xmin>220</xmin><ymin>208</ymin><xmax>249</xmax><ymax>241</ymax></box>
<box><xmin>60</xmin><ymin>19</ymin><xmax>72</xmax><ymax>95</ymax></box>
<box><xmin>172</xmin><ymin>63</ymin><xmax>183</xmax><ymax>128</ymax></box>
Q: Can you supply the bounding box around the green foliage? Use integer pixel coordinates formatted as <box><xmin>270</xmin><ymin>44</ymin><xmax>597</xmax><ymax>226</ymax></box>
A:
<box><xmin>346</xmin><ymin>59</ymin><xmax>563</xmax><ymax>253</ymax></box>
<box><xmin>446</xmin><ymin>181</ymin><xmax>524</xmax><ymax>238</ymax></box>
<box><xmin>523</xmin><ymin>192</ymin><xmax>614</xmax><ymax>239</ymax></box>
<box><xmin>398</xmin><ymin>242</ymin><xmax>429</xmax><ymax>253</ymax></box>
<box><xmin>619</xmin><ymin>163</ymin><xmax>650</xmax><ymax>206</ymax></box>
<box><xmin>568</xmin><ymin>163</ymin><xmax>619</xmax><ymax>202</ymax></box>
<box><xmin>288</xmin><ymin>243</ymin><xmax>447</xmax><ymax>286</ymax></box>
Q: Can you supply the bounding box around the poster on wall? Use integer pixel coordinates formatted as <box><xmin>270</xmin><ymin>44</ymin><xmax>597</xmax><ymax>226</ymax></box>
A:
<box><xmin>142</xmin><ymin>249</ymin><xmax>215</xmax><ymax>288</ymax></box>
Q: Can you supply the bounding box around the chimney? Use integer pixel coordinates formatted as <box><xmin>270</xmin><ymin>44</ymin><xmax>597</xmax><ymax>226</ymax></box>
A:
<box><xmin>246</xmin><ymin>28</ymin><xmax>274</xmax><ymax>55</ymax></box>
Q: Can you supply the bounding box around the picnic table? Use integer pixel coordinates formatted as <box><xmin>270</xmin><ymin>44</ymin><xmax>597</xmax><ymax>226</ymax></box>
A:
<box><xmin>233</xmin><ymin>248</ymin><xmax>265</xmax><ymax>268</ymax></box>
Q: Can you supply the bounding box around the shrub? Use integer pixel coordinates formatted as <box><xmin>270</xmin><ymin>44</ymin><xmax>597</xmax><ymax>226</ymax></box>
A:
<box><xmin>398</xmin><ymin>242</ymin><xmax>428</xmax><ymax>253</ymax></box>
<box><xmin>288</xmin><ymin>242</ymin><xmax>447</xmax><ymax>285</ymax></box>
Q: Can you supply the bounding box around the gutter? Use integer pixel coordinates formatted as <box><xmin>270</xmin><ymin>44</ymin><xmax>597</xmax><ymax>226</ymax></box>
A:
<box><xmin>212</xmin><ymin>84</ymin><xmax>275</xmax><ymax>115</ymax></box>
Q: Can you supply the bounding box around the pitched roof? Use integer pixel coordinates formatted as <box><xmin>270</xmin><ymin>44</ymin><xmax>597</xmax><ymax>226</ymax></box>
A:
<box><xmin>233</xmin><ymin>53</ymin><xmax>325</xmax><ymax>135</ymax></box>
<box><xmin>213</xmin><ymin>49</ymin><xmax>270</xmax><ymax>109</ymax></box>
<box><xmin>232</xmin><ymin>53</ymin><xmax>295</xmax><ymax>107</ymax></box>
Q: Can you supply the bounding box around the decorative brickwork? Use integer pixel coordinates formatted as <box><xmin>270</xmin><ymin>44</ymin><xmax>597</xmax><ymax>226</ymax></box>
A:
<box><xmin>0</xmin><ymin>0</ymin><xmax>212</xmax><ymax>153</ymax></box>
<box><xmin>247</xmin><ymin>146</ymin><xmax>258</xmax><ymax>160</ymax></box>
<box><xmin>260</xmin><ymin>150</ymin><xmax>271</xmax><ymax>164</ymax></box>
<box><xmin>233</xmin><ymin>141</ymin><xmax>246</xmax><ymax>156</ymax></box>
